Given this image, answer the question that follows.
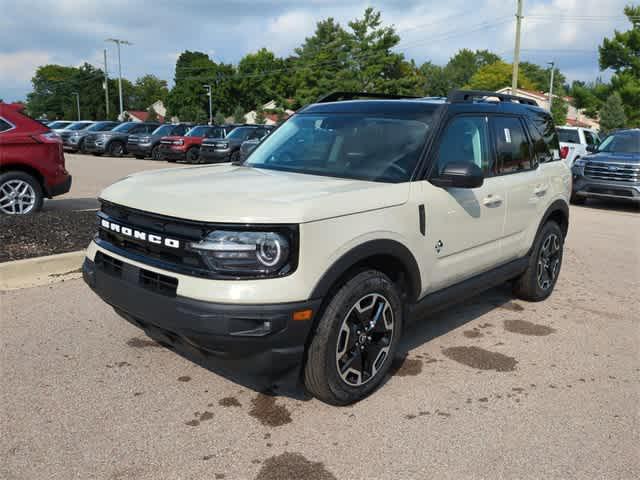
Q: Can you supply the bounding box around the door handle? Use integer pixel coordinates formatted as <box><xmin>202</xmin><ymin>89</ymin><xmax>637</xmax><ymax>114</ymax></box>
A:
<box><xmin>482</xmin><ymin>194</ymin><xmax>503</xmax><ymax>207</ymax></box>
<box><xmin>533</xmin><ymin>185</ymin><xmax>548</xmax><ymax>197</ymax></box>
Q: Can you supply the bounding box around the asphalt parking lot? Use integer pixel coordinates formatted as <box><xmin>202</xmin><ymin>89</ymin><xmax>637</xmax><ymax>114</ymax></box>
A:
<box><xmin>1</xmin><ymin>187</ymin><xmax>638</xmax><ymax>479</ymax></box>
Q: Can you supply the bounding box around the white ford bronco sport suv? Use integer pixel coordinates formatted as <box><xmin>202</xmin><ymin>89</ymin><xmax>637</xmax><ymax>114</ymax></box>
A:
<box><xmin>83</xmin><ymin>90</ymin><xmax>570</xmax><ymax>405</ymax></box>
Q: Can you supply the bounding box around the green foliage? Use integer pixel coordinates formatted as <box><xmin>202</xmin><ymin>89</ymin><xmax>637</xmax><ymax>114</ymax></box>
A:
<box><xmin>466</xmin><ymin>61</ymin><xmax>535</xmax><ymax>91</ymax></box>
<box><xmin>236</xmin><ymin>48</ymin><xmax>293</xmax><ymax>111</ymax></box>
<box><xmin>599</xmin><ymin>92</ymin><xmax>627</xmax><ymax>132</ymax></box>
<box><xmin>133</xmin><ymin>74</ymin><xmax>168</xmax><ymax>110</ymax></box>
<box><xmin>254</xmin><ymin>107</ymin><xmax>266</xmax><ymax>125</ymax></box>
<box><xmin>214</xmin><ymin>112</ymin><xmax>226</xmax><ymax>125</ymax></box>
<box><xmin>550</xmin><ymin>97</ymin><xmax>568</xmax><ymax>126</ymax></box>
<box><xmin>598</xmin><ymin>6</ymin><xmax>640</xmax><ymax>126</ymax></box>
<box><xmin>520</xmin><ymin>62</ymin><xmax>566</xmax><ymax>94</ymax></box>
<box><xmin>232</xmin><ymin>105</ymin><xmax>245</xmax><ymax>123</ymax></box>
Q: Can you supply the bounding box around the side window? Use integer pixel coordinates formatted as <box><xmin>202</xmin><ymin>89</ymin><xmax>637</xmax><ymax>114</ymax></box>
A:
<box><xmin>434</xmin><ymin>116</ymin><xmax>493</xmax><ymax>176</ymax></box>
<box><xmin>584</xmin><ymin>131</ymin><xmax>598</xmax><ymax>146</ymax></box>
<box><xmin>175</xmin><ymin>125</ymin><xmax>187</xmax><ymax>136</ymax></box>
<box><xmin>530</xmin><ymin>112</ymin><xmax>560</xmax><ymax>162</ymax></box>
<box><xmin>526</xmin><ymin>118</ymin><xmax>553</xmax><ymax>163</ymax></box>
<box><xmin>492</xmin><ymin>116</ymin><xmax>534</xmax><ymax>173</ymax></box>
<box><xmin>0</xmin><ymin>118</ymin><xmax>13</xmax><ymax>133</ymax></box>
<box><xmin>131</xmin><ymin>125</ymin><xmax>145</xmax><ymax>134</ymax></box>
<box><xmin>146</xmin><ymin>125</ymin><xmax>157</xmax><ymax>133</ymax></box>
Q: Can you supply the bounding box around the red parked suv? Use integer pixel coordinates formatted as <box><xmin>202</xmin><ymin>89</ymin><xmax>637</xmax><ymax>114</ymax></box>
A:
<box><xmin>0</xmin><ymin>103</ymin><xmax>71</xmax><ymax>215</ymax></box>
<box><xmin>158</xmin><ymin>124</ymin><xmax>233</xmax><ymax>163</ymax></box>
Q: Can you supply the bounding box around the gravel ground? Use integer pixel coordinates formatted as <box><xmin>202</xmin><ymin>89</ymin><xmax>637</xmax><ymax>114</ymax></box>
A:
<box><xmin>0</xmin><ymin>210</ymin><xmax>96</xmax><ymax>262</ymax></box>
<box><xmin>1</xmin><ymin>204</ymin><xmax>638</xmax><ymax>480</ymax></box>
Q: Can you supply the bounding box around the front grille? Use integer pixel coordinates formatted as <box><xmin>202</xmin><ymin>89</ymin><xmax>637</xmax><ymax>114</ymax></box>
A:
<box><xmin>128</xmin><ymin>135</ymin><xmax>139</xmax><ymax>145</ymax></box>
<box><xmin>139</xmin><ymin>269</ymin><xmax>178</xmax><ymax>297</ymax></box>
<box><xmin>95</xmin><ymin>251</ymin><xmax>123</xmax><ymax>277</ymax></box>
<box><xmin>584</xmin><ymin>162</ymin><xmax>640</xmax><ymax>183</ymax></box>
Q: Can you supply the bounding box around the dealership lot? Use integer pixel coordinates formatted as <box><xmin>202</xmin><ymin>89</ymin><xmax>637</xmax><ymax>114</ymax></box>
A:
<box><xmin>1</xmin><ymin>197</ymin><xmax>638</xmax><ymax>479</ymax></box>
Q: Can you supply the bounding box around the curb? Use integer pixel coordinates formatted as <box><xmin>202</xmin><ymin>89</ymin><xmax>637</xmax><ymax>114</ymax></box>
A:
<box><xmin>0</xmin><ymin>250</ymin><xmax>86</xmax><ymax>291</ymax></box>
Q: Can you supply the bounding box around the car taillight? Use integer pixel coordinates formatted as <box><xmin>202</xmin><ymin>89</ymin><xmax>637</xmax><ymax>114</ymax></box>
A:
<box><xmin>560</xmin><ymin>146</ymin><xmax>569</xmax><ymax>159</ymax></box>
<box><xmin>34</xmin><ymin>132</ymin><xmax>62</xmax><ymax>144</ymax></box>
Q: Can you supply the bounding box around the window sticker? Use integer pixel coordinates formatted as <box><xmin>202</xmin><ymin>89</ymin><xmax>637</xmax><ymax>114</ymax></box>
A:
<box><xmin>504</xmin><ymin>128</ymin><xmax>512</xmax><ymax>143</ymax></box>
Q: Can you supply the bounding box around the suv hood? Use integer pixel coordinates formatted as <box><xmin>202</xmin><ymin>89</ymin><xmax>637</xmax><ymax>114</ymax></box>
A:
<box><xmin>587</xmin><ymin>151</ymin><xmax>640</xmax><ymax>163</ymax></box>
<box><xmin>99</xmin><ymin>164</ymin><xmax>410</xmax><ymax>224</ymax></box>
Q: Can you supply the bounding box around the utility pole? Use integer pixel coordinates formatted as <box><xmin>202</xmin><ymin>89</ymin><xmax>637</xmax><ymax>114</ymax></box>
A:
<box><xmin>72</xmin><ymin>92</ymin><xmax>80</xmax><ymax>120</ymax></box>
<box><xmin>105</xmin><ymin>38</ymin><xmax>132</xmax><ymax>119</ymax></box>
<box><xmin>511</xmin><ymin>0</ymin><xmax>524</xmax><ymax>95</ymax></box>
<box><xmin>103</xmin><ymin>49</ymin><xmax>110</xmax><ymax>118</ymax></box>
<box><xmin>547</xmin><ymin>61</ymin><xmax>555</xmax><ymax>112</ymax></box>
<box><xmin>204</xmin><ymin>85</ymin><xmax>213</xmax><ymax>125</ymax></box>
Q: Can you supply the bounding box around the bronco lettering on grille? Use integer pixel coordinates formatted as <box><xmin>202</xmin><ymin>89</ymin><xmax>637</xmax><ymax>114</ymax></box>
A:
<box><xmin>100</xmin><ymin>219</ymin><xmax>181</xmax><ymax>249</ymax></box>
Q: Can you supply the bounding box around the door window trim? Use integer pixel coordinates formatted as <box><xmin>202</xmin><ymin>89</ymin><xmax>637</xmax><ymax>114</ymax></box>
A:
<box><xmin>489</xmin><ymin>113</ymin><xmax>537</xmax><ymax>176</ymax></box>
<box><xmin>0</xmin><ymin>116</ymin><xmax>17</xmax><ymax>134</ymax></box>
<box><xmin>425</xmin><ymin>113</ymin><xmax>497</xmax><ymax>181</ymax></box>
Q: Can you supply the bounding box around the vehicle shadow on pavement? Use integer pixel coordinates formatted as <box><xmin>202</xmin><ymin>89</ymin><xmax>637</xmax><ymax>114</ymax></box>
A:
<box><xmin>140</xmin><ymin>284</ymin><xmax>516</xmax><ymax>402</ymax></box>
<box><xmin>43</xmin><ymin>197</ymin><xmax>99</xmax><ymax>212</ymax></box>
<box><xmin>577</xmin><ymin>198</ymin><xmax>639</xmax><ymax>214</ymax></box>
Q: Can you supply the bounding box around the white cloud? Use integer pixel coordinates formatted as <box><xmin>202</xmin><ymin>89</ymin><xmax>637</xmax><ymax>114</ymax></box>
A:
<box><xmin>0</xmin><ymin>51</ymin><xmax>51</xmax><ymax>83</ymax></box>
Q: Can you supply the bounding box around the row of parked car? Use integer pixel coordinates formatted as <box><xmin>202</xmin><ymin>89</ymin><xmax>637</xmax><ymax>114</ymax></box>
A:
<box><xmin>46</xmin><ymin>120</ymin><xmax>275</xmax><ymax>164</ymax></box>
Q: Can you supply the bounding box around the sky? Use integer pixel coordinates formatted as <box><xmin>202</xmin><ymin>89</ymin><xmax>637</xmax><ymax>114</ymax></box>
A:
<box><xmin>0</xmin><ymin>0</ymin><xmax>632</xmax><ymax>102</ymax></box>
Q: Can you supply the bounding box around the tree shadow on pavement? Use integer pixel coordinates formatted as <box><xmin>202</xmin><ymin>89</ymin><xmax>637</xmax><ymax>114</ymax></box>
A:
<box><xmin>43</xmin><ymin>197</ymin><xmax>99</xmax><ymax>212</ymax></box>
<box><xmin>576</xmin><ymin>198</ymin><xmax>639</xmax><ymax>214</ymax></box>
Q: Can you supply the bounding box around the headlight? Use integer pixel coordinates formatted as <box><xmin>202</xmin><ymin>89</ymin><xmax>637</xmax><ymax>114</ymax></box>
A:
<box><xmin>189</xmin><ymin>230</ymin><xmax>291</xmax><ymax>276</ymax></box>
<box><xmin>215</xmin><ymin>142</ymin><xmax>229</xmax><ymax>149</ymax></box>
<box><xmin>172</xmin><ymin>139</ymin><xmax>184</xmax><ymax>146</ymax></box>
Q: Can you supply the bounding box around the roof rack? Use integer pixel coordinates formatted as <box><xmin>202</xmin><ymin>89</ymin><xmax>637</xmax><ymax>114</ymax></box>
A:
<box><xmin>448</xmin><ymin>89</ymin><xmax>538</xmax><ymax>106</ymax></box>
<box><xmin>316</xmin><ymin>91</ymin><xmax>420</xmax><ymax>103</ymax></box>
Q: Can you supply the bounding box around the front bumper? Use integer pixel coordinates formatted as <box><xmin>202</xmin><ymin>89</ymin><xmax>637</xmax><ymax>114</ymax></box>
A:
<box><xmin>63</xmin><ymin>137</ymin><xmax>82</xmax><ymax>151</ymax></box>
<box><xmin>200</xmin><ymin>147</ymin><xmax>231</xmax><ymax>163</ymax></box>
<box><xmin>158</xmin><ymin>145</ymin><xmax>186</xmax><ymax>161</ymax></box>
<box><xmin>83</xmin><ymin>256</ymin><xmax>321</xmax><ymax>377</ymax></box>
<box><xmin>572</xmin><ymin>175</ymin><xmax>640</xmax><ymax>203</ymax></box>
<box><xmin>84</xmin><ymin>142</ymin><xmax>107</xmax><ymax>154</ymax></box>
<box><xmin>127</xmin><ymin>143</ymin><xmax>153</xmax><ymax>157</ymax></box>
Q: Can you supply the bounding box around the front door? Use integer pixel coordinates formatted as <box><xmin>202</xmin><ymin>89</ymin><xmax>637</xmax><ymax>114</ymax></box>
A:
<box><xmin>422</xmin><ymin>114</ymin><xmax>507</xmax><ymax>292</ymax></box>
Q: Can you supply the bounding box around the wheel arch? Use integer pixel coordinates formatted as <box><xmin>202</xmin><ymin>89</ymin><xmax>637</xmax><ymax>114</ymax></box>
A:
<box><xmin>309</xmin><ymin>239</ymin><xmax>422</xmax><ymax>304</ymax></box>
<box><xmin>0</xmin><ymin>164</ymin><xmax>47</xmax><ymax>196</ymax></box>
<box><xmin>530</xmin><ymin>199</ymin><xmax>569</xmax><ymax>254</ymax></box>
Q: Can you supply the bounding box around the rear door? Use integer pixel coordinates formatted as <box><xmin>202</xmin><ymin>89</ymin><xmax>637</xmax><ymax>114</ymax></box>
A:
<box><xmin>493</xmin><ymin>115</ymin><xmax>545</xmax><ymax>261</ymax></box>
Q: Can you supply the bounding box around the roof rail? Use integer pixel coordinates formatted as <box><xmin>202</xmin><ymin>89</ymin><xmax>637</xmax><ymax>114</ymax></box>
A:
<box><xmin>316</xmin><ymin>91</ymin><xmax>420</xmax><ymax>103</ymax></box>
<box><xmin>447</xmin><ymin>89</ymin><xmax>538</xmax><ymax>106</ymax></box>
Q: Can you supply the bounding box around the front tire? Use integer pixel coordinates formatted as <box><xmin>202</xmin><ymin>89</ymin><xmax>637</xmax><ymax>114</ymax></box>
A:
<box><xmin>513</xmin><ymin>221</ymin><xmax>564</xmax><ymax>301</ymax></box>
<box><xmin>108</xmin><ymin>140</ymin><xmax>125</xmax><ymax>157</ymax></box>
<box><xmin>186</xmin><ymin>147</ymin><xmax>199</xmax><ymax>163</ymax></box>
<box><xmin>151</xmin><ymin>146</ymin><xmax>160</xmax><ymax>161</ymax></box>
<box><xmin>304</xmin><ymin>270</ymin><xmax>403</xmax><ymax>405</ymax></box>
<box><xmin>0</xmin><ymin>171</ymin><xmax>44</xmax><ymax>215</ymax></box>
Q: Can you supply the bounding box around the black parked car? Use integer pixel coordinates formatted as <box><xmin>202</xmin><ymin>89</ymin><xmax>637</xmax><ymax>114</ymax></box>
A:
<box><xmin>238</xmin><ymin>127</ymin><xmax>275</xmax><ymax>162</ymax></box>
<box><xmin>127</xmin><ymin>123</ymin><xmax>194</xmax><ymax>160</ymax></box>
<box><xmin>199</xmin><ymin>125</ymin><xmax>275</xmax><ymax>163</ymax></box>
<box><xmin>62</xmin><ymin>121</ymin><xmax>120</xmax><ymax>153</ymax></box>
<box><xmin>84</xmin><ymin>122</ymin><xmax>160</xmax><ymax>157</ymax></box>
<box><xmin>571</xmin><ymin>129</ymin><xmax>640</xmax><ymax>205</ymax></box>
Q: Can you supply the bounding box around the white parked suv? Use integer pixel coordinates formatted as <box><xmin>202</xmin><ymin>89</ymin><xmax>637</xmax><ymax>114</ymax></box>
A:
<box><xmin>83</xmin><ymin>90</ymin><xmax>571</xmax><ymax>405</ymax></box>
<box><xmin>557</xmin><ymin>125</ymin><xmax>600</xmax><ymax>167</ymax></box>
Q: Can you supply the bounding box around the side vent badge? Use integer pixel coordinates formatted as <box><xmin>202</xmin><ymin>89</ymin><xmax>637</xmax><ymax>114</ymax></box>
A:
<box><xmin>435</xmin><ymin>240</ymin><xmax>444</xmax><ymax>253</ymax></box>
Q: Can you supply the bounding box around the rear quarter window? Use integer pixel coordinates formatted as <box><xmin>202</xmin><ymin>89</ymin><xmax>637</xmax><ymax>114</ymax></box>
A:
<box><xmin>0</xmin><ymin>118</ymin><xmax>14</xmax><ymax>133</ymax></box>
<box><xmin>529</xmin><ymin>112</ymin><xmax>560</xmax><ymax>162</ymax></box>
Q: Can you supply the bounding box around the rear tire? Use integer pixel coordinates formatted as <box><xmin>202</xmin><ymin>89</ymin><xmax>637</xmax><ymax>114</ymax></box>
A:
<box><xmin>78</xmin><ymin>139</ymin><xmax>86</xmax><ymax>154</ymax></box>
<box><xmin>304</xmin><ymin>270</ymin><xmax>403</xmax><ymax>405</ymax></box>
<box><xmin>151</xmin><ymin>146</ymin><xmax>160</xmax><ymax>161</ymax></box>
<box><xmin>186</xmin><ymin>147</ymin><xmax>199</xmax><ymax>163</ymax></box>
<box><xmin>0</xmin><ymin>171</ymin><xmax>44</xmax><ymax>215</ymax></box>
<box><xmin>513</xmin><ymin>221</ymin><xmax>564</xmax><ymax>301</ymax></box>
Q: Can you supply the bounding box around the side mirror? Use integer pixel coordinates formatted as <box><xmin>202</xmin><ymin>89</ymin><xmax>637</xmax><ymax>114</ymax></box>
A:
<box><xmin>586</xmin><ymin>145</ymin><xmax>597</xmax><ymax>153</ymax></box>
<box><xmin>431</xmin><ymin>162</ymin><xmax>484</xmax><ymax>189</ymax></box>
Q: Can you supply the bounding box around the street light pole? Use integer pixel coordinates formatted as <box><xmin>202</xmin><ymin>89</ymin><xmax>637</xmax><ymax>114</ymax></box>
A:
<box><xmin>103</xmin><ymin>49</ymin><xmax>110</xmax><ymax>118</ymax></box>
<box><xmin>105</xmin><ymin>38</ymin><xmax>132</xmax><ymax>119</ymax></box>
<box><xmin>547</xmin><ymin>61</ymin><xmax>555</xmax><ymax>112</ymax></box>
<box><xmin>72</xmin><ymin>92</ymin><xmax>80</xmax><ymax>120</ymax></box>
<box><xmin>204</xmin><ymin>85</ymin><xmax>213</xmax><ymax>125</ymax></box>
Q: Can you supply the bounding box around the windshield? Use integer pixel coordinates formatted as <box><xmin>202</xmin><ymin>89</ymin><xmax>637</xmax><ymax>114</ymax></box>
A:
<box><xmin>227</xmin><ymin>127</ymin><xmax>253</xmax><ymax>140</ymax></box>
<box><xmin>66</xmin><ymin>122</ymin><xmax>93</xmax><ymax>131</ymax></box>
<box><xmin>245</xmin><ymin>113</ymin><xmax>433</xmax><ymax>182</ymax></box>
<box><xmin>87</xmin><ymin>122</ymin><xmax>117</xmax><ymax>132</ymax></box>
<box><xmin>48</xmin><ymin>121</ymin><xmax>71</xmax><ymax>129</ymax></box>
<box><xmin>152</xmin><ymin>124</ymin><xmax>173</xmax><ymax>136</ymax></box>
<box><xmin>557</xmin><ymin>128</ymin><xmax>580</xmax><ymax>144</ymax></box>
<box><xmin>598</xmin><ymin>132</ymin><xmax>639</xmax><ymax>154</ymax></box>
<box><xmin>112</xmin><ymin>122</ymin><xmax>138</xmax><ymax>133</ymax></box>
<box><xmin>186</xmin><ymin>126</ymin><xmax>212</xmax><ymax>137</ymax></box>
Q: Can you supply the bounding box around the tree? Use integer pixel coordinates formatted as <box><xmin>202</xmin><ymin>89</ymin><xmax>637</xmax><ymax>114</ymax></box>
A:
<box><xmin>232</xmin><ymin>105</ymin><xmax>245</xmax><ymax>123</ymax></box>
<box><xmin>520</xmin><ymin>62</ymin><xmax>566</xmax><ymax>94</ymax></box>
<box><xmin>133</xmin><ymin>74</ymin><xmax>168</xmax><ymax>110</ymax></box>
<box><xmin>235</xmin><ymin>48</ymin><xmax>292</xmax><ymax>111</ymax></box>
<box><xmin>254</xmin><ymin>107</ymin><xmax>266</xmax><ymax>125</ymax></box>
<box><xmin>599</xmin><ymin>92</ymin><xmax>627</xmax><ymax>132</ymax></box>
<box><xmin>466</xmin><ymin>61</ymin><xmax>535</xmax><ymax>91</ymax></box>
<box><xmin>550</xmin><ymin>97</ymin><xmax>568</xmax><ymax>126</ymax></box>
<box><xmin>598</xmin><ymin>5</ymin><xmax>640</xmax><ymax>126</ymax></box>
<box><xmin>214</xmin><ymin>112</ymin><xmax>226</xmax><ymax>125</ymax></box>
